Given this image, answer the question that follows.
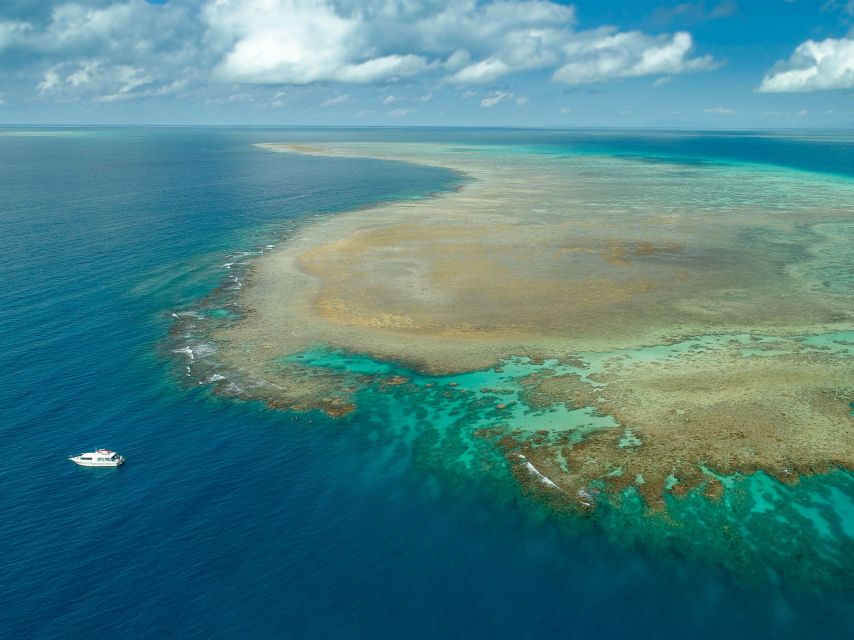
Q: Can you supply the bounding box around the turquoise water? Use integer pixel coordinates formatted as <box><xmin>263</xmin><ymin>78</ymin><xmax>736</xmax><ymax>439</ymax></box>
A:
<box><xmin>1</xmin><ymin>127</ymin><xmax>852</xmax><ymax>638</ymax></box>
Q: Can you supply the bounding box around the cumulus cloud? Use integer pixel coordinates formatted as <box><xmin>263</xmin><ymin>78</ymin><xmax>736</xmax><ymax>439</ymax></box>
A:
<box><xmin>450</xmin><ymin>58</ymin><xmax>511</xmax><ymax>83</ymax></box>
<box><xmin>553</xmin><ymin>30</ymin><xmax>716</xmax><ymax>84</ymax></box>
<box><xmin>205</xmin><ymin>0</ymin><xmax>434</xmax><ymax>84</ymax></box>
<box><xmin>0</xmin><ymin>0</ymin><xmax>719</xmax><ymax>105</ymax></box>
<box><xmin>758</xmin><ymin>37</ymin><xmax>854</xmax><ymax>92</ymax></box>
<box><xmin>1</xmin><ymin>2</ymin><xmax>197</xmax><ymax>61</ymax></box>
<box><xmin>37</xmin><ymin>58</ymin><xmax>187</xmax><ymax>103</ymax></box>
<box><xmin>480</xmin><ymin>90</ymin><xmax>528</xmax><ymax>107</ymax></box>
<box><xmin>704</xmin><ymin>106</ymin><xmax>734</xmax><ymax>114</ymax></box>
<box><xmin>145</xmin><ymin>1</ymin><xmax>719</xmax><ymax>88</ymax></box>
<box><xmin>388</xmin><ymin>107</ymin><xmax>413</xmax><ymax>117</ymax></box>
<box><xmin>1</xmin><ymin>1</ymin><xmax>199</xmax><ymax>102</ymax></box>
<box><xmin>481</xmin><ymin>91</ymin><xmax>508</xmax><ymax>107</ymax></box>
<box><xmin>407</xmin><ymin>0</ymin><xmax>576</xmax><ymax>83</ymax></box>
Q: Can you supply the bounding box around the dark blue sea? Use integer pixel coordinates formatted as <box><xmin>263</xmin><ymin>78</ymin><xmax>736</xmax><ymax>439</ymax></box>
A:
<box><xmin>1</xmin><ymin>127</ymin><xmax>851</xmax><ymax>639</ymax></box>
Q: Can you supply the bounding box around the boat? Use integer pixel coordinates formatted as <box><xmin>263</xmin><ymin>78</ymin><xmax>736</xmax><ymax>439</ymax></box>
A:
<box><xmin>69</xmin><ymin>449</ymin><xmax>125</xmax><ymax>467</ymax></box>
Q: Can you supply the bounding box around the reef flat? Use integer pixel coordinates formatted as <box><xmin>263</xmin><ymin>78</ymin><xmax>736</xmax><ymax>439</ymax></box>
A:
<box><xmin>203</xmin><ymin>142</ymin><xmax>852</xmax><ymax>525</ymax></box>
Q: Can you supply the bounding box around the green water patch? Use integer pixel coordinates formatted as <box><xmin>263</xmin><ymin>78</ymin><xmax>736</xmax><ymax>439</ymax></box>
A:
<box><xmin>285</xmin><ymin>348</ymin><xmax>400</xmax><ymax>376</ymax></box>
<box><xmin>292</xmin><ymin>350</ymin><xmax>618</xmax><ymax>434</ymax></box>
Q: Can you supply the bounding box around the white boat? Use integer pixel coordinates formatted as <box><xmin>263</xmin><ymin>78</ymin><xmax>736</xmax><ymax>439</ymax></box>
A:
<box><xmin>69</xmin><ymin>449</ymin><xmax>125</xmax><ymax>467</ymax></box>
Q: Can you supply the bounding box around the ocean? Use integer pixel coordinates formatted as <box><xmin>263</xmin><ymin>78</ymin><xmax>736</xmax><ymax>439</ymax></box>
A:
<box><xmin>0</xmin><ymin>127</ymin><xmax>851</xmax><ymax>639</ymax></box>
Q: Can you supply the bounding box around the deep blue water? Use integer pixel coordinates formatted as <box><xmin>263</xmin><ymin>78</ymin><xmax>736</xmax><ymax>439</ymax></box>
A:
<box><xmin>1</xmin><ymin>128</ymin><xmax>851</xmax><ymax>639</ymax></box>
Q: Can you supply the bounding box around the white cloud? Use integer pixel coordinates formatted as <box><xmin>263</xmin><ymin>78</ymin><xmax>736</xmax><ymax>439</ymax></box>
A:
<box><xmin>320</xmin><ymin>94</ymin><xmax>349</xmax><ymax>107</ymax></box>
<box><xmin>450</xmin><ymin>58</ymin><xmax>511</xmax><ymax>83</ymax></box>
<box><xmin>206</xmin><ymin>0</ymin><xmax>431</xmax><ymax>84</ymax></box>
<box><xmin>480</xmin><ymin>90</ymin><xmax>527</xmax><ymax>107</ymax></box>
<box><xmin>205</xmin><ymin>0</ymin><xmax>715</xmax><ymax>86</ymax></box>
<box><xmin>0</xmin><ymin>0</ymin><xmax>720</xmax><ymax>106</ymax></box>
<box><xmin>758</xmin><ymin>109</ymin><xmax>815</xmax><ymax>118</ymax></box>
<box><xmin>388</xmin><ymin>107</ymin><xmax>413</xmax><ymax>117</ymax></box>
<box><xmin>269</xmin><ymin>90</ymin><xmax>287</xmax><ymax>107</ymax></box>
<box><xmin>553</xmin><ymin>30</ymin><xmax>716</xmax><ymax>84</ymax></box>
<box><xmin>207</xmin><ymin>92</ymin><xmax>255</xmax><ymax>106</ymax></box>
<box><xmin>481</xmin><ymin>91</ymin><xmax>510</xmax><ymax>107</ymax></box>
<box><xmin>37</xmin><ymin>68</ymin><xmax>61</xmax><ymax>93</ymax></box>
<box><xmin>653</xmin><ymin>75</ymin><xmax>672</xmax><ymax>86</ymax></box>
<box><xmin>421</xmin><ymin>0</ymin><xmax>576</xmax><ymax>82</ymax></box>
<box><xmin>337</xmin><ymin>55</ymin><xmax>431</xmax><ymax>83</ymax></box>
<box><xmin>206</xmin><ymin>89</ymin><xmax>288</xmax><ymax>109</ymax></box>
<box><xmin>704</xmin><ymin>106</ymin><xmax>734</xmax><ymax>114</ymax></box>
<box><xmin>383</xmin><ymin>94</ymin><xmax>403</xmax><ymax>104</ymax></box>
<box><xmin>6</xmin><ymin>2</ymin><xmax>199</xmax><ymax>64</ymax></box>
<box><xmin>444</xmin><ymin>49</ymin><xmax>471</xmax><ymax>70</ymax></box>
<box><xmin>36</xmin><ymin>58</ymin><xmax>186</xmax><ymax>103</ymax></box>
<box><xmin>99</xmin><ymin>78</ymin><xmax>187</xmax><ymax>103</ymax></box>
<box><xmin>5</xmin><ymin>1</ymin><xmax>200</xmax><ymax>103</ymax></box>
<box><xmin>0</xmin><ymin>20</ymin><xmax>32</xmax><ymax>49</ymax></box>
<box><xmin>759</xmin><ymin>37</ymin><xmax>854</xmax><ymax>92</ymax></box>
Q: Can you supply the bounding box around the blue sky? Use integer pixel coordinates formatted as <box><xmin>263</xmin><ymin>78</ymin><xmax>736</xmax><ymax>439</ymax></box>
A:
<box><xmin>1</xmin><ymin>0</ymin><xmax>853</xmax><ymax>127</ymax></box>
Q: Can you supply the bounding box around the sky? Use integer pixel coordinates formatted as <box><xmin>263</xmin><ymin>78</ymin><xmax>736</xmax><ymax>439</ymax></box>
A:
<box><xmin>0</xmin><ymin>0</ymin><xmax>853</xmax><ymax>127</ymax></box>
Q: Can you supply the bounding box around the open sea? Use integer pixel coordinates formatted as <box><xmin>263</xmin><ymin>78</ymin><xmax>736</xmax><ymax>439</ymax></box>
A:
<box><xmin>1</xmin><ymin>127</ymin><xmax>851</xmax><ymax>639</ymax></box>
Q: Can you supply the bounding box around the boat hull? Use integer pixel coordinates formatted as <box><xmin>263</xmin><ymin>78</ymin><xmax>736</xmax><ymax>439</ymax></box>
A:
<box><xmin>70</xmin><ymin>457</ymin><xmax>124</xmax><ymax>467</ymax></box>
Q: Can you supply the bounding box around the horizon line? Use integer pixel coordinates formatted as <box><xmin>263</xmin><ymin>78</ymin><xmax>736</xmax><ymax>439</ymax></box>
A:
<box><xmin>2</xmin><ymin>123</ymin><xmax>854</xmax><ymax>132</ymax></box>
